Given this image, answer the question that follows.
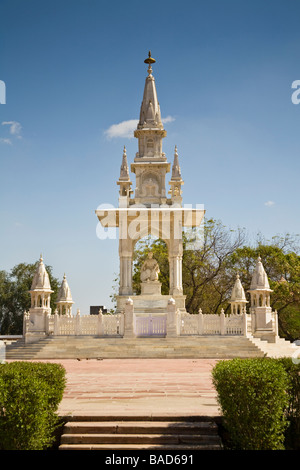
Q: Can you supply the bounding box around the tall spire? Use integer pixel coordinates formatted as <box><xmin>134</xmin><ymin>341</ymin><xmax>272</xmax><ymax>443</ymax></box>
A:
<box><xmin>131</xmin><ymin>52</ymin><xmax>170</xmax><ymax>205</ymax></box>
<box><xmin>136</xmin><ymin>51</ymin><xmax>164</xmax><ymax>132</ymax></box>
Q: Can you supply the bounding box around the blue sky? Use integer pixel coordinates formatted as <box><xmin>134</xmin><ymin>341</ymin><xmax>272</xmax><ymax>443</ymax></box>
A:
<box><xmin>1</xmin><ymin>0</ymin><xmax>300</xmax><ymax>313</ymax></box>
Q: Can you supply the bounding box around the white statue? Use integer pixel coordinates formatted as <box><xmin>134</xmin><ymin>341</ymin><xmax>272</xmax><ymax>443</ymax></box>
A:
<box><xmin>140</xmin><ymin>252</ymin><xmax>160</xmax><ymax>282</ymax></box>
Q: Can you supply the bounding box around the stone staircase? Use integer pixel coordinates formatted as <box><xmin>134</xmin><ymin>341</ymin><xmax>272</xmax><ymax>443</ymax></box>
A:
<box><xmin>5</xmin><ymin>335</ymin><xmax>265</xmax><ymax>360</ymax></box>
<box><xmin>248</xmin><ymin>335</ymin><xmax>300</xmax><ymax>358</ymax></box>
<box><xmin>58</xmin><ymin>416</ymin><xmax>223</xmax><ymax>450</ymax></box>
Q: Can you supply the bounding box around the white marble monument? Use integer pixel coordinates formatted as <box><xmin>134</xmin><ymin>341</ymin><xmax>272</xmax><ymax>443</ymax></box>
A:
<box><xmin>96</xmin><ymin>52</ymin><xmax>205</xmax><ymax>316</ymax></box>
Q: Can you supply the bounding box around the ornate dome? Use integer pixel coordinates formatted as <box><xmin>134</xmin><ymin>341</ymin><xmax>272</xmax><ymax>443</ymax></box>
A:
<box><xmin>57</xmin><ymin>274</ymin><xmax>74</xmax><ymax>303</ymax></box>
<box><xmin>230</xmin><ymin>274</ymin><xmax>247</xmax><ymax>302</ymax></box>
<box><xmin>30</xmin><ymin>255</ymin><xmax>52</xmax><ymax>292</ymax></box>
<box><xmin>250</xmin><ymin>257</ymin><xmax>271</xmax><ymax>291</ymax></box>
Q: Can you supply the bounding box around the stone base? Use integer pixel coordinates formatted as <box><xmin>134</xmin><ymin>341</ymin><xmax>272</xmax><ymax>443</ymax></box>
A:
<box><xmin>253</xmin><ymin>329</ymin><xmax>277</xmax><ymax>343</ymax></box>
<box><xmin>140</xmin><ymin>281</ymin><xmax>161</xmax><ymax>296</ymax></box>
<box><xmin>25</xmin><ymin>331</ymin><xmax>47</xmax><ymax>344</ymax></box>
<box><xmin>116</xmin><ymin>294</ymin><xmax>186</xmax><ymax>315</ymax></box>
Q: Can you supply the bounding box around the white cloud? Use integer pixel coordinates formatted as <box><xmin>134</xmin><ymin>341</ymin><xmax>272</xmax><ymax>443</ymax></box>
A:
<box><xmin>2</xmin><ymin>121</ymin><xmax>22</xmax><ymax>137</ymax></box>
<box><xmin>104</xmin><ymin>116</ymin><xmax>175</xmax><ymax>140</ymax></box>
<box><xmin>0</xmin><ymin>137</ymin><xmax>12</xmax><ymax>145</ymax></box>
<box><xmin>264</xmin><ymin>200</ymin><xmax>275</xmax><ymax>207</ymax></box>
<box><xmin>104</xmin><ymin>119</ymin><xmax>138</xmax><ymax>140</ymax></box>
<box><xmin>162</xmin><ymin>115</ymin><xmax>175</xmax><ymax>124</ymax></box>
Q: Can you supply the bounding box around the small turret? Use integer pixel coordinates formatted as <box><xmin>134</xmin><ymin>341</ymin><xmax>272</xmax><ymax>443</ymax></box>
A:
<box><xmin>230</xmin><ymin>273</ymin><xmax>248</xmax><ymax>314</ymax></box>
<box><xmin>248</xmin><ymin>256</ymin><xmax>273</xmax><ymax>310</ymax></box>
<box><xmin>29</xmin><ymin>255</ymin><xmax>53</xmax><ymax>309</ymax></box>
<box><xmin>117</xmin><ymin>146</ymin><xmax>133</xmax><ymax>205</ymax></box>
<box><xmin>56</xmin><ymin>273</ymin><xmax>74</xmax><ymax>315</ymax></box>
<box><xmin>169</xmin><ymin>145</ymin><xmax>184</xmax><ymax>203</ymax></box>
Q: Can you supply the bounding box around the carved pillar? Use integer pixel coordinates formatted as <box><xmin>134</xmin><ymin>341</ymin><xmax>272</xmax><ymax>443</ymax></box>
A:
<box><xmin>167</xmin><ymin>298</ymin><xmax>178</xmax><ymax>337</ymax></box>
<box><xmin>124</xmin><ymin>297</ymin><xmax>135</xmax><ymax>338</ymax></box>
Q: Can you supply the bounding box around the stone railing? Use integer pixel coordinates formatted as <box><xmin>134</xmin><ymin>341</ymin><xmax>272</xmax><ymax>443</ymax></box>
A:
<box><xmin>45</xmin><ymin>310</ymin><xmax>124</xmax><ymax>337</ymax></box>
<box><xmin>23</xmin><ymin>302</ymin><xmax>253</xmax><ymax>340</ymax></box>
<box><xmin>179</xmin><ymin>309</ymin><xmax>249</xmax><ymax>336</ymax></box>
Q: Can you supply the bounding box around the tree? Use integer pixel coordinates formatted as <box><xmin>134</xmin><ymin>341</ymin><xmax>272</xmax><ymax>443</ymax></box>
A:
<box><xmin>0</xmin><ymin>262</ymin><xmax>59</xmax><ymax>335</ymax></box>
<box><xmin>182</xmin><ymin>219</ymin><xmax>246</xmax><ymax>314</ymax></box>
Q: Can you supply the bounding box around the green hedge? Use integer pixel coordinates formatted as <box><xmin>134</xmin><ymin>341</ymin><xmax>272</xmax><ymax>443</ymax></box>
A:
<box><xmin>212</xmin><ymin>358</ymin><xmax>290</xmax><ymax>450</ymax></box>
<box><xmin>278</xmin><ymin>357</ymin><xmax>300</xmax><ymax>449</ymax></box>
<box><xmin>0</xmin><ymin>361</ymin><xmax>66</xmax><ymax>450</ymax></box>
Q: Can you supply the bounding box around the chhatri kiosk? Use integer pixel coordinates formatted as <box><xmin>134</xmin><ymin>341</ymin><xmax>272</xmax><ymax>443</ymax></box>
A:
<box><xmin>96</xmin><ymin>52</ymin><xmax>204</xmax><ymax>317</ymax></box>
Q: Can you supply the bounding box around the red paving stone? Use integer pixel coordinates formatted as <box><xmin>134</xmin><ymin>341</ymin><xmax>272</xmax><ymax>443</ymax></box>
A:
<box><xmin>31</xmin><ymin>358</ymin><xmax>221</xmax><ymax>418</ymax></box>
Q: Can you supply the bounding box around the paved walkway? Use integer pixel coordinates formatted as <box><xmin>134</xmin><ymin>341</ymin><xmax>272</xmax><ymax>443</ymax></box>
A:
<box><xmin>42</xmin><ymin>358</ymin><xmax>221</xmax><ymax>418</ymax></box>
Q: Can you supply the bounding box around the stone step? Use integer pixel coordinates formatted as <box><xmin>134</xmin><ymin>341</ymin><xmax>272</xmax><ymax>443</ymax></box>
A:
<box><xmin>5</xmin><ymin>335</ymin><xmax>265</xmax><ymax>359</ymax></box>
<box><xmin>59</xmin><ymin>418</ymin><xmax>223</xmax><ymax>450</ymax></box>
<box><xmin>62</xmin><ymin>420</ymin><xmax>218</xmax><ymax>435</ymax></box>
<box><xmin>248</xmin><ymin>336</ymin><xmax>300</xmax><ymax>358</ymax></box>
<box><xmin>58</xmin><ymin>443</ymin><xmax>221</xmax><ymax>450</ymax></box>
<box><xmin>60</xmin><ymin>432</ymin><xmax>221</xmax><ymax>445</ymax></box>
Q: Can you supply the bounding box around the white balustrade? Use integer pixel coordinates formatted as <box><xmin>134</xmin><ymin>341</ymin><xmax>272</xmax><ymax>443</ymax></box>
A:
<box><xmin>24</xmin><ymin>307</ymin><xmax>251</xmax><ymax>339</ymax></box>
<box><xmin>179</xmin><ymin>310</ymin><xmax>248</xmax><ymax>336</ymax></box>
<box><xmin>50</xmin><ymin>311</ymin><xmax>124</xmax><ymax>336</ymax></box>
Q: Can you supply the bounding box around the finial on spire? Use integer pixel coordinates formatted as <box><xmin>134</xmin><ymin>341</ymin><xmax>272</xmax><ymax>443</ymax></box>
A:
<box><xmin>144</xmin><ymin>50</ymin><xmax>156</xmax><ymax>65</ymax></box>
<box><xmin>144</xmin><ymin>51</ymin><xmax>156</xmax><ymax>76</ymax></box>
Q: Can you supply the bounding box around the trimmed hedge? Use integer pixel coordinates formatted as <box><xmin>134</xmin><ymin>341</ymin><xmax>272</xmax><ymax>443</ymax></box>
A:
<box><xmin>278</xmin><ymin>357</ymin><xmax>300</xmax><ymax>449</ymax></box>
<box><xmin>0</xmin><ymin>361</ymin><xmax>66</xmax><ymax>450</ymax></box>
<box><xmin>212</xmin><ymin>358</ymin><xmax>290</xmax><ymax>450</ymax></box>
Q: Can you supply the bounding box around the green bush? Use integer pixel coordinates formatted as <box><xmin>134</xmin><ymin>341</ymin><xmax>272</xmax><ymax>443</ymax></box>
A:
<box><xmin>212</xmin><ymin>358</ymin><xmax>290</xmax><ymax>450</ymax></box>
<box><xmin>278</xmin><ymin>357</ymin><xmax>300</xmax><ymax>449</ymax></box>
<box><xmin>0</xmin><ymin>361</ymin><xmax>66</xmax><ymax>450</ymax></box>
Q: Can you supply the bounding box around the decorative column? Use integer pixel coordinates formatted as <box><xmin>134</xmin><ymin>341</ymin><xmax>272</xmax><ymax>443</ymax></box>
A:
<box><xmin>167</xmin><ymin>297</ymin><xmax>178</xmax><ymax>337</ymax></box>
<box><xmin>119</xmin><ymin>253</ymin><xmax>133</xmax><ymax>295</ymax></box>
<box><xmin>124</xmin><ymin>297</ymin><xmax>135</xmax><ymax>338</ymax></box>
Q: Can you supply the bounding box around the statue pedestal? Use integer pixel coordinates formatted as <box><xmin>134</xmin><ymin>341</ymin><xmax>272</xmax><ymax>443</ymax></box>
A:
<box><xmin>116</xmin><ymin>293</ymin><xmax>186</xmax><ymax>315</ymax></box>
<box><xmin>141</xmin><ymin>281</ymin><xmax>161</xmax><ymax>296</ymax></box>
